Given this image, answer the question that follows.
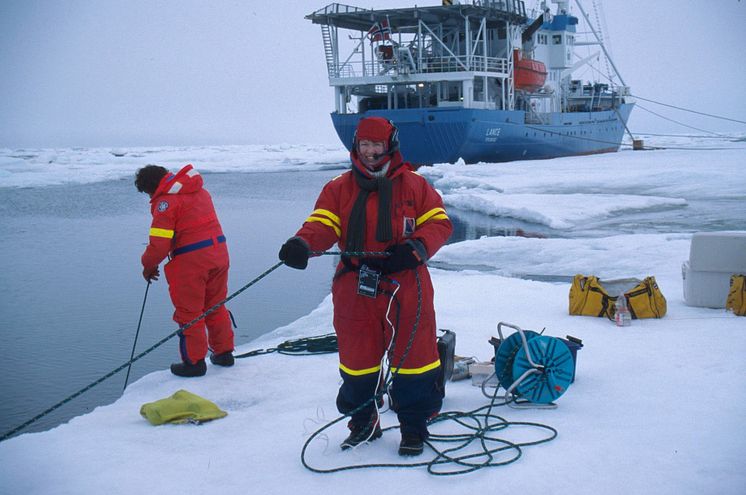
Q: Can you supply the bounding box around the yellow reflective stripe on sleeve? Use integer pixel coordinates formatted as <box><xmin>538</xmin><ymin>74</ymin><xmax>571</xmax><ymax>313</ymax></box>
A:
<box><xmin>339</xmin><ymin>363</ymin><xmax>382</xmax><ymax>376</ymax></box>
<box><xmin>390</xmin><ymin>358</ymin><xmax>441</xmax><ymax>375</ymax></box>
<box><xmin>306</xmin><ymin>217</ymin><xmax>341</xmax><ymax>237</ymax></box>
<box><xmin>429</xmin><ymin>214</ymin><xmax>449</xmax><ymax>222</ymax></box>
<box><xmin>149</xmin><ymin>227</ymin><xmax>174</xmax><ymax>239</ymax></box>
<box><xmin>416</xmin><ymin>207</ymin><xmax>448</xmax><ymax>226</ymax></box>
<box><xmin>312</xmin><ymin>208</ymin><xmax>341</xmax><ymax>227</ymax></box>
<box><xmin>306</xmin><ymin>209</ymin><xmax>342</xmax><ymax>237</ymax></box>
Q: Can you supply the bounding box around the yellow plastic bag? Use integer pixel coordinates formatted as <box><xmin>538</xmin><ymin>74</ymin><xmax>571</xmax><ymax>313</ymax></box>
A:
<box><xmin>725</xmin><ymin>274</ymin><xmax>746</xmax><ymax>316</ymax></box>
<box><xmin>140</xmin><ymin>389</ymin><xmax>227</xmax><ymax>425</ymax></box>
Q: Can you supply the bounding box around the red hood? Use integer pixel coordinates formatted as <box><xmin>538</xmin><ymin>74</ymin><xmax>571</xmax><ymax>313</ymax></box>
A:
<box><xmin>151</xmin><ymin>164</ymin><xmax>203</xmax><ymax>202</ymax></box>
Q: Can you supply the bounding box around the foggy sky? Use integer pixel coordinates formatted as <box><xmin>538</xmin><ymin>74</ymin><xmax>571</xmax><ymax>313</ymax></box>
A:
<box><xmin>1</xmin><ymin>0</ymin><xmax>744</xmax><ymax>148</ymax></box>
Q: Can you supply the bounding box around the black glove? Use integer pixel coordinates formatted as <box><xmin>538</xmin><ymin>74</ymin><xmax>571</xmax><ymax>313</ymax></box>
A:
<box><xmin>382</xmin><ymin>241</ymin><xmax>425</xmax><ymax>274</ymax></box>
<box><xmin>279</xmin><ymin>237</ymin><xmax>310</xmax><ymax>270</ymax></box>
<box><xmin>142</xmin><ymin>266</ymin><xmax>160</xmax><ymax>282</ymax></box>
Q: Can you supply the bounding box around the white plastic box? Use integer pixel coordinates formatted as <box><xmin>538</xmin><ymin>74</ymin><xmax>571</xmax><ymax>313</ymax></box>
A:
<box><xmin>682</xmin><ymin>231</ymin><xmax>746</xmax><ymax>308</ymax></box>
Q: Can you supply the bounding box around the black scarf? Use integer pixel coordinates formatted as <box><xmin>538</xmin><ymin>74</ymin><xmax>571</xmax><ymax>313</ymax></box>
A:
<box><xmin>346</xmin><ymin>165</ymin><xmax>393</xmax><ymax>253</ymax></box>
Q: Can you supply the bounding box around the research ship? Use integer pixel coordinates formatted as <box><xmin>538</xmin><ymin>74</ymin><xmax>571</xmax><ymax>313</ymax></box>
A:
<box><xmin>306</xmin><ymin>0</ymin><xmax>634</xmax><ymax>165</ymax></box>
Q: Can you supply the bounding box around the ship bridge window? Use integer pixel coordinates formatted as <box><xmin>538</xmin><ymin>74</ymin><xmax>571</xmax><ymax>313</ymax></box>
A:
<box><xmin>538</xmin><ymin>34</ymin><xmax>547</xmax><ymax>45</ymax></box>
<box><xmin>553</xmin><ymin>34</ymin><xmax>562</xmax><ymax>44</ymax></box>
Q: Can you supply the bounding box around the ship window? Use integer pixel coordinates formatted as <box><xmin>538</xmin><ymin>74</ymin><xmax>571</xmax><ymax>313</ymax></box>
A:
<box><xmin>553</xmin><ymin>34</ymin><xmax>562</xmax><ymax>44</ymax></box>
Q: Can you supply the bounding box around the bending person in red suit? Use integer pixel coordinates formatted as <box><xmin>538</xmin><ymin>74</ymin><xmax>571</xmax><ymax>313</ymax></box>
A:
<box><xmin>135</xmin><ymin>164</ymin><xmax>234</xmax><ymax>377</ymax></box>
<box><xmin>279</xmin><ymin>117</ymin><xmax>453</xmax><ymax>456</ymax></box>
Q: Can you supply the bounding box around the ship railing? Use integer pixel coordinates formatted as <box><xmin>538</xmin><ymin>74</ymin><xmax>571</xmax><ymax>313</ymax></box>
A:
<box><xmin>331</xmin><ymin>55</ymin><xmax>510</xmax><ymax>79</ymax></box>
<box><xmin>466</xmin><ymin>56</ymin><xmax>509</xmax><ymax>73</ymax></box>
<box><xmin>309</xmin><ymin>3</ymin><xmax>369</xmax><ymax>17</ymax></box>
<box><xmin>337</xmin><ymin>63</ymin><xmax>358</xmax><ymax>78</ymax></box>
<box><xmin>474</xmin><ymin>0</ymin><xmax>527</xmax><ymax>16</ymax></box>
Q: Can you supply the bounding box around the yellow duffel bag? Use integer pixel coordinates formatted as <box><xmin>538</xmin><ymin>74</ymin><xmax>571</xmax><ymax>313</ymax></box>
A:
<box><xmin>725</xmin><ymin>274</ymin><xmax>746</xmax><ymax>316</ymax></box>
<box><xmin>569</xmin><ymin>274</ymin><xmax>667</xmax><ymax>319</ymax></box>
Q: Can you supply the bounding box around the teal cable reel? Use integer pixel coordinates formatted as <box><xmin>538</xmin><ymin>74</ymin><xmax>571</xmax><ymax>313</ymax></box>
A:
<box><xmin>493</xmin><ymin>322</ymin><xmax>579</xmax><ymax>409</ymax></box>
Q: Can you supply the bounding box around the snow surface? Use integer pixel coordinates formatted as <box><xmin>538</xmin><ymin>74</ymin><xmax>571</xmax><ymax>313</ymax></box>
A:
<box><xmin>1</xmin><ymin>136</ymin><xmax>745</xmax><ymax>494</ymax></box>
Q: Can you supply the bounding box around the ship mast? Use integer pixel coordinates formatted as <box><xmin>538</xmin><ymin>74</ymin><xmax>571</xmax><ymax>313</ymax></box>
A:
<box><xmin>572</xmin><ymin>0</ymin><xmax>626</xmax><ymax>87</ymax></box>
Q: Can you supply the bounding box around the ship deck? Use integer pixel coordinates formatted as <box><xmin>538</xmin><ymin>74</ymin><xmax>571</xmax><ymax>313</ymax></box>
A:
<box><xmin>306</xmin><ymin>2</ymin><xmax>528</xmax><ymax>32</ymax></box>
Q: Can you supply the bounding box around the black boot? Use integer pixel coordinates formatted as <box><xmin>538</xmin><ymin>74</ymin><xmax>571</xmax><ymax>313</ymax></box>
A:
<box><xmin>340</xmin><ymin>415</ymin><xmax>382</xmax><ymax>450</ymax></box>
<box><xmin>209</xmin><ymin>351</ymin><xmax>234</xmax><ymax>367</ymax></box>
<box><xmin>170</xmin><ymin>359</ymin><xmax>206</xmax><ymax>377</ymax></box>
<box><xmin>398</xmin><ymin>432</ymin><xmax>425</xmax><ymax>456</ymax></box>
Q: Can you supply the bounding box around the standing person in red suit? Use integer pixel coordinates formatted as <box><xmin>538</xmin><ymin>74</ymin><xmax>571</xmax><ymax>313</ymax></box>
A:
<box><xmin>135</xmin><ymin>164</ymin><xmax>234</xmax><ymax>377</ymax></box>
<box><xmin>278</xmin><ymin>117</ymin><xmax>452</xmax><ymax>456</ymax></box>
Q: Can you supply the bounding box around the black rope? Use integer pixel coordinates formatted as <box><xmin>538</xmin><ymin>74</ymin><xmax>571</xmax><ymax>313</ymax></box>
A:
<box><xmin>0</xmin><ymin>250</ymin><xmax>392</xmax><ymax>442</ymax></box>
<box><xmin>521</xmin><ymin>118</ymin><xmax>746</xmax><ymax>152</ymax></box>
<box><xmin>570</xmin><ymin>59</ymin><xmax>746</xmax><ymax>126</ymax></box>
<box><xmin>123</xmin><ymin>281</ymin><xmax>151</xmax><ymax>392</ymax></box>
<box><xmin>635</xmin><ymin>103</ymin><xmax>725</xmax><ymax>137</ymax></box>
<box><xmin>630</xmin><ymin>94</ymin><xmax>746</xmax><ymax>125</ymax></box>
<box><xmin>234</xmin><ymin>333</ymin><xmax>338</xmax><ymax>358</ymax></box>
<box><xmin>631</xmin><ymin>132</ymin><xmax>744</xmax><ymax>140</ymax></box>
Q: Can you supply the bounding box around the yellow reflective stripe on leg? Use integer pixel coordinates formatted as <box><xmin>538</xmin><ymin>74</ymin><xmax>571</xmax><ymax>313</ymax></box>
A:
<box><xmin>339</xmin><ymin>363</ymin><xmax>381</xmax><ymax>376</ymax></box>
<box><xmin>390</xmin><ymin>358</ymin><xmax>441</xmax><ymax>375</ymax></box>
<box><xmin>150</xmin><ymin>227</ymin><xmax>175</xmax><ymax>239</ymax></box>
<box><xmin>416</xmin><ymin>208</ymin><xmax>448</xmax><ymax>226</ymax></box>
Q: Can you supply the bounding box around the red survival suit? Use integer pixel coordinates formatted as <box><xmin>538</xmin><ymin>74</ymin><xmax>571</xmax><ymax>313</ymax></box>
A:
<box><xmin>293</xmin><ymin>151</ymin><xmax>452</xmax><ymax>438</ymax></box>
<box><xmin>141</xmin><ymin>164</ymin><xmax>234</xmax><ymax>364</ymax></box>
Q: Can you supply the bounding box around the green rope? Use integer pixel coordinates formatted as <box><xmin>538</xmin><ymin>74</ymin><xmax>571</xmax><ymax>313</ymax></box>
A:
<box><xmin>300</xmin><ymin>278</ymin><xmax>559</xmax><ymax>476</ymax></box>
<box><xmin>301</xmin><ymin>379</ymin><xmax>558</xmax><ymax>476</ymax></box>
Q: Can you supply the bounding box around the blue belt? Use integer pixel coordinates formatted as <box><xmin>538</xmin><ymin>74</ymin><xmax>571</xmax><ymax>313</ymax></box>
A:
<box><xmin>172</xmin><ymin>235</ymin><xmax>226</xmax><ymax>256</ymax></box>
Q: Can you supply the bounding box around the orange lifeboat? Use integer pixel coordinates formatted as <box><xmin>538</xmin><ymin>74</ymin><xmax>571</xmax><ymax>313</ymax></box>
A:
<box><xmin>513</xmin><ymin>49</ymin><xmax>547</xmax><ymax>92</ymax></box>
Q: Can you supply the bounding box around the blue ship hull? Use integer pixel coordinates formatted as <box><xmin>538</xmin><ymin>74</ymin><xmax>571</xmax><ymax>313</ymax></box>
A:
<box><xmin>331</xmin><ymin>104</ymin><xmax>633</xmax><ymax>165</ymax></box>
